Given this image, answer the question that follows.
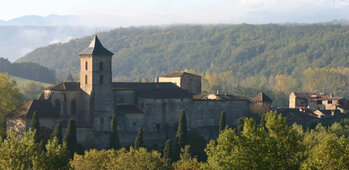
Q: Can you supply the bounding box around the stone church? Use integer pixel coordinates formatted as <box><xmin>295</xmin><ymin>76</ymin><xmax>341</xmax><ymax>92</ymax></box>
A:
<box><xmin>6</xmin><ymin>35</ymin><xmax>265</xmax><ymax>149</ymax></box>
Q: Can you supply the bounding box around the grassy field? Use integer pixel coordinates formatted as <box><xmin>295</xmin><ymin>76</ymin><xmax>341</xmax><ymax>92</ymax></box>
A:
<box><xmin>9</xmin><ymin>75</ymin><xmax>53</xmax><ymax>87</ymax></box>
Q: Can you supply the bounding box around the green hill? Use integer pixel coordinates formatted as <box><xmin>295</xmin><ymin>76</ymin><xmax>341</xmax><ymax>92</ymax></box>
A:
<box><xmin>9</xmin><ymin>75</ymin><xmax>52</xmax><ymax>87</ymax></box>
<box><xmin>17</xmin><ymin>24</ymin><xmax>349</xmax><ymax>81</ymax></box>
<box><xmin>0</xmin><ymin>57</ymin><xmax>57</xmax><ymax>84</ymax></box>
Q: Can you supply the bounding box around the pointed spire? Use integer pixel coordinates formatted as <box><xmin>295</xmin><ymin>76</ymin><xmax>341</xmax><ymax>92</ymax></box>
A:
<box><xmin>79</xmin><ymin>35</ymin><xmax>113</xmax><ymax>55</ymax></box>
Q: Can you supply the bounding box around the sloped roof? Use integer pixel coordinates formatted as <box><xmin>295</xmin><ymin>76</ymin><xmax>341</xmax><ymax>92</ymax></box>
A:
<box><xmin>6</xmin><ymin>100</ymin><xmax>59</xmax><ymax>119</ymax></box>
<box><xmin>44</xmin><ymin>82</ymin><xmax>81</xmax><ymax>91</ymax></box>
<box><xmin>112</xmin><ymin>82</ymin><xmax>179</xmax><ymax>90</ymax></box>
<box><xmin>118</xmin><ymin>104</ymin><xmax>144</xmax><ymax>114</ymax></box>
<box><xmin>293</xmin><ymin>92</ymin><xmax>344</xmax><ymax>102</ymax></box>
<box><xmin>158</xmin><ymin>71</ymin><xmax>201</xmax><ymax>78</ymax></box>
<box><xmin>276</xmin><ymin>108</ymin><xmax>318</xmax><ymax>122</ymax></box>
<box><xmin>112</xmin><ymin>82</ymin><xmax>192</xmax><ymax>98</ymax></box>
<box><xmin>79</xmin><ymin>35</ymin><xmax>113</xmax><ymax>55</ymax></box>
<box><xmin>250</xmin><ymin>92</ymin><xmax>273</xmax><ymax>103</ymax></box>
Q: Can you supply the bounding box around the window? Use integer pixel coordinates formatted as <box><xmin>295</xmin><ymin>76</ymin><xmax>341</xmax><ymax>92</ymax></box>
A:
<box><xmin>85</xmin><ymin>61</ymin><xmax>88</xmax><ymax>70</ymax></box>
<box><xmin>317</xmin><ymin>100</ymin><xmax>322</xmax><ymax>104</ymax></box>
<box><xmin>100</xmin><ymin>117</ymin><xmax>104</xmax><ymax>130</ymax></box>
<box><xmin>55</xmin><ymin>99</ymin><xmax>61</xmax><ymax>113</ymax></box>
<box><xmin>100</xmin><ymin>75</ymin><xmax>104</xmax><ymax>85</ymax></box>
<box><xmin>99</xmin><ymin>62</ymin><xmax>103</xmax><ymax>71</ymax></box>
<box><xmin>71</xmin><ymin>100</ymin><xmax>76</xmax><ymax>115</ymax></box>
<box><xmin>63</xmin><ymin>94</ymin><xmax>66</xmax><ymax>101</ymax></box>
<box><xmin>328</xmin><ymin>100</ymin><xmax>332</xmax><ymax>104</ymax></box>
<box><xmin>85</xmin><ymin>75</ymin><xmax>88</xmax><ymax>84</ymax></box>
<box><xmin>156</xmin><ymin>124</ymin><xmax>161</xmax><ymax>132</ymax></box>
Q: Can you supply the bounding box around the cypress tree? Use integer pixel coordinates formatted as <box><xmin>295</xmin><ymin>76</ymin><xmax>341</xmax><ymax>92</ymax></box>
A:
<box><xmin>51</xmin><ymin>123</ymin><xmax>62</xmax><ymax>144</ymax></box>
<box><xmin>64</xmin><ymin>119</ymin><xmax>77</xmax><ymax>158</ymax></box>
<box><xmin>260</xmin><ymin>113</ymin><xmax>266</xmax><ymax>128</ymax></box>
<box><xmin>176</xmin><ymin>110</ymin><xmax>187</xmax><ymax>148</ymax></box>
<box><xmin>163</xmin><ymin>139</ymin><xmax>172</xmax><ymax>162</ymax></box>
<box><xmin>30</xmin><ymin>111</ymin><xmax>40</xmax><ymax>143</ymax></box>
<box><xmin>109</xmin><ymin>113</ymin><xmax>120</xmax><ymax>150</ymax></box>
<box><xmin>134</xmin><ymin>128</ymin><xmax>143</xmax><ymax>149</ymax></box>
<box><xmin>237</xmin><ymin>117</ymin><xmax>245</xmax><ymax>134</ymax></box>
<box><xmin>175</xmin><ymin>110</ymin><xmax>187</xmax><ymax>161</ymax></box>
<box><xmin>219</xmin><ymin>111</ymin><xmax>226</xmax><ymax>132</ymax></box>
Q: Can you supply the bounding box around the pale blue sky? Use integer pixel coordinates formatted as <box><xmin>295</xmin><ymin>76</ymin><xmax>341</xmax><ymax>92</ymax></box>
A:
<box><xmin>1</xmin><ymin>0</ymin><xmax>349</xmax><ymax>24</ymax></box>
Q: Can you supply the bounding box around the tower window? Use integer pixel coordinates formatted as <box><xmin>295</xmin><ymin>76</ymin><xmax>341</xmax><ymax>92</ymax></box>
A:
<box><xmin>85</xmin><ymin>61</ymin><xmax>88</xmax><ymax>70</ymax></box>
<box><xmin>55</xmin><ymin>99</ymin><xmax>61</xmax><ymax>113</ymax></box>
<box><xmin>71</xmin><ymin>100</ymin><xmax>76</xmax><ymax>115</ymax></box>
<box><xmin>99</xmin><ymin>62</ymin><xmax>103</xmax><ymax>71</ymax></box>
<box><xmin>85</xmin><ymin>75</ymin><xmax>88</xmax><ymax>84</ymax></box>
<box><xmin>100</xmin><ymin>75</ymin><xmax>104</xmax><ymax>85</ymax></box>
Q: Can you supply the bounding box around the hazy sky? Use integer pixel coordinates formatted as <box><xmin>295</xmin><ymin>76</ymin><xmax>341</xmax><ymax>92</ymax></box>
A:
<box><xmin>1</xmin><ymin>0</ymin><xmax>349</xmax><ymax>24</ymax></box>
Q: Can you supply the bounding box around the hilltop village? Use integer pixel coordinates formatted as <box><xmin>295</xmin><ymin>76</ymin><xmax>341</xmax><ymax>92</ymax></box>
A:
<box><xmin>5</xmin><ymin>36</ymin><xmax>349</xmax><ymax>149</ymax></box>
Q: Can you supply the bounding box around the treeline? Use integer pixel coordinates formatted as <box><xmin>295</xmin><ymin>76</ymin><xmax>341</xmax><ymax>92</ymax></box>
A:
<box><xmin>0</xmin><ymin>57</ymin><xmax>57</xmax><ymax>84</ymax></box>
<box><xmin>18</xmin><ymin>24</ymin><xmax>349</xmax><ymax>81</ymax></box>
<box><xmin>2</xmin><ymin>111</ymin><xmax>349</xmax><ymax>169</ymax></box>
<box><xmin>200</xmin><ymin>67</ymin><xmax>349</xmax><ymax>107</ymax></box>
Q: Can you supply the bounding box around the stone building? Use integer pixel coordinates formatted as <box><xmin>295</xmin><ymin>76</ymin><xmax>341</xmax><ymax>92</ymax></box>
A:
<box><xmin>289</xmin><ymin>92</ymin><xmax>347</xmax><ymax>112</ymax></box>
<box><xmin>6</xmin><ymin>35</ymin><xmax>254</xmax><ymax>149</ymax></box>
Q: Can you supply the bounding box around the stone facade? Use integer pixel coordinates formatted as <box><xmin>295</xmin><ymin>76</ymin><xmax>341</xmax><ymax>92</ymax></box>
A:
<box><xmin>6</xmin><ymin>35</ymin><xmax>253</xmax><ymax>149</ymax></box>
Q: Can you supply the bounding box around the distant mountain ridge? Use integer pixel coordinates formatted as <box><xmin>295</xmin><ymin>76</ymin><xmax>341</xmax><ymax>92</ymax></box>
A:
<box><xmin>17</xmin><ymin>24</ymin><xmax>349</xmax><ymax>81</ymax></box>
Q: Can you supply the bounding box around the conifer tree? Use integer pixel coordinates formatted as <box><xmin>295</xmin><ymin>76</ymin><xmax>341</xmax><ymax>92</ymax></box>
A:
<box><xmin>30</xmin><ymin>111</ymin><xmax>40</xmax><ymax>143</ymax></box>
<box><xmin>51</xmin><ymin>123</ymin><xmax>62</xmax><ymax>144</ymax></box>
<box><xmin>237</xmin><ymin>117</ymin><xmax>245</xmax><ymax>134</ymax></box>
<box><xmin>64</xmin><ymin>119</ymin><xmax>77</xmax><ymax>158</ymax></box>
<box><xmin>163</xmin><ymin>139</ymin><xmax>172</xmax><ymax>162</ymax></box>
<box><xmin>134</xmin><ymin>128</ymin><xmax>143</xmax><ymax>149</ymax></box>
<box><xmin>175</xmin><ymin>110</ymin><xmax>187</xmax><ymax>161</ymax></box>
<box><xmin>109</xmin><ymin>113</ymin><xmax>120</xmax><ymax>150</ymax></box>
<box><xmin>219</xmin><ymin>111</ymin><xmax>226</xmax><ymax>132</ymax></box>
<box><xmin>176</xmin><ymin>110</ymin><xmax>187</xmax><ymax>148</ymax></box>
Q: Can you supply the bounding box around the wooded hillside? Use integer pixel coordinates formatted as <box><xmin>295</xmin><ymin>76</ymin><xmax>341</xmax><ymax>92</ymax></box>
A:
<box><xmin>17</xmin><ymin>24</ymin><xmax>349</xmax><ymax>79</ymax></box>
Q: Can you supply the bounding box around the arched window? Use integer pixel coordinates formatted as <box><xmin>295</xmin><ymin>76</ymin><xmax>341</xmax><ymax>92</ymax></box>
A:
<box><xmin>55</xmin><ymin>99</ymin><xmax>61</xmax><ymax>113</ymax></box>
<box><xmin>100</xmin><ymin>75</ymin><xmax>104</xmax><ymax>85</ymax></box>
<box><xmin>85</xmin><ymin>75</ymin><xmax>88</xmax><ymax>84</ymax></box>
<box><xmin>99</xmin><ymin>62</ymin><xmax>103</xmax><ymax>71</ymax></box>
<box><xmin>71</xmin><ymin>100</ymin><xmax>76</xmax><ymax>115</ymax></box>
<box><xmin>85</xmin><ymin>61</ymin><xmax>88</xmax><ymax>70</ymax></box>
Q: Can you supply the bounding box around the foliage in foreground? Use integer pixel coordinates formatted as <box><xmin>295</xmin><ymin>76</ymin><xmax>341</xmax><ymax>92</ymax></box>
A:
<box><xmin>0</xmin><ymin>130</ymin><xmax>69</xmax><ymax>170</ymax></box>
<box><xmin>2</xmin><ymin>111</ymin><xmax>349</xmax><ymax>169</ymax></box>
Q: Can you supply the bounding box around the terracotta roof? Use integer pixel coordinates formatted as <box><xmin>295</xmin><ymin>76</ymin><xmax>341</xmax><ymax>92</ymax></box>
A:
<box><xmin>118</xmin><ymin>104</ymin><xmax>144</xmax><ymax>114</ymax></box>
<box><xmin>193</xmin><ymin>94</ymin><xmax>207</xmax><ymax>100</ymax></box>
<box><xmin>6</xmin><ymin>100</ymin><xmax>59</xmax><ymax>119</ymax></box>
<box><xmin>79</xmin><ymin>35</ymin><xmax>113</xmax><ymax>55</ymax></box>
<box><xmin>293</xmin><ymin>92</ymin><xmax>344</xmax><ymax>102</ymax></box>
<box><xmin>250</xmin><ymin>92</ymin><xmax>273</xmax><ymax>103</ymax></box>
<box><xmin>276</xmin><ymin>108</ymin><xmax>318</xmax><ymax>123</ymax></box>
<box><xmin>158</xmin><ymin>71</ymin><xmax>201</xmax><ymax>77</ymax></box>
<box><xmin>44</xmin><ymin>82</ymin><xmax>81</xmax><ymax>91</ymax></box>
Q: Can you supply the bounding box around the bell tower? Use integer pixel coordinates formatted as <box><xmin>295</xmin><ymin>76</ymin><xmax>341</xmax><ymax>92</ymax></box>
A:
<box><xmin>79</xmin><ymin>35</ymin><xmax>114</xmax><ymax>131</ymax></box>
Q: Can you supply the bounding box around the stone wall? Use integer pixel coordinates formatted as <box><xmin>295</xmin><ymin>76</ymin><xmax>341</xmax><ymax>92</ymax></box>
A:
<box><xmin>114</xmin><ymin>96</ymin><xmax>250</xmax><ymax>147</ymax></box>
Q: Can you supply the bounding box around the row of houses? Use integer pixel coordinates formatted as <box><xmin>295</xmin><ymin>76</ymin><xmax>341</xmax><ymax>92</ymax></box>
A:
<box><xmin>276</xmin><ymin>92</ymin><xmax>349</xmax><ymax>126</ymax></box>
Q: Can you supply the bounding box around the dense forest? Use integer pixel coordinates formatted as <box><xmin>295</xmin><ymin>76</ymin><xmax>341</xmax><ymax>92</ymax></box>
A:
<box><xmin>18</xmin><ymin>24</ymin><xmax>349</xmax><ymax>79</ymax></box>
<box><xmin>16</xmin><ymin>24</ymin><xmax>349</xmax><ymax>106</ymax></box>
<box><xmin>0</xmin><ymin>57</ymin><xmax>56</xmax><ymax>84</ymax></box>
